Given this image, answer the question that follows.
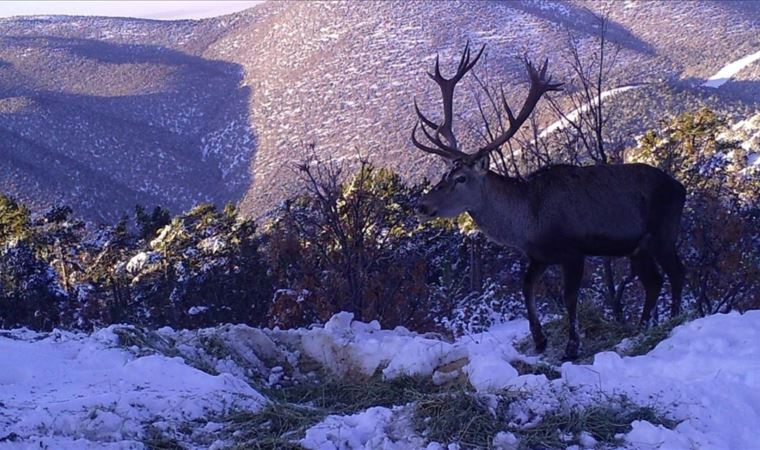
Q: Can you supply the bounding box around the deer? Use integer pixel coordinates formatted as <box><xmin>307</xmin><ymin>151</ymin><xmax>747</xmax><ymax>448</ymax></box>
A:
<box><xmin>411</xmin><ymin>44</ymin><xmax>686</xmax><ymax>360</ymax></box>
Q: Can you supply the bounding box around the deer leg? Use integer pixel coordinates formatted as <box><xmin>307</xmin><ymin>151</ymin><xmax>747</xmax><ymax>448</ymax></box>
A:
<box><xmin>561</xmin><ymin>258</ymin><xmax>584</xmax><ymax>360</ymax></box>
<box><xmin>523</xmin><ymin>260</ymin><xmax>548</xmax><ymax>353</ymax></box>
<box><xmin>631</xmin><ymin>252</ymin><xmax>663</xmax><ymax>327</ymax></box>
<box><xmin>655</xmin><ymin>247</ymin><xmax>685</xmax><ymax>317</ymax></box>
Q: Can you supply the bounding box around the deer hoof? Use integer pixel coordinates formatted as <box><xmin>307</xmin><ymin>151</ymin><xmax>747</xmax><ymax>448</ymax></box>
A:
<box><xmin>534</xmin><ymin>336</ymin><xmax>548</xmax><ymax>353</ymax></box>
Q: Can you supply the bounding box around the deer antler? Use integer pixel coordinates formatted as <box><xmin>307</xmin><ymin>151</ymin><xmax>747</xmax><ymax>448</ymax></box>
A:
<box><xmin>411</xmin><ymin>42</ymin><xmax>485</xmax><ymax>160</ymax></box>
<box><xmin>469</xmin><ymin>56</ymin><xmax>563</xmax><ymax>160</ymax></box>
<box><xmin>411</xmin><ymin>44</ymin><xmax>562</xmax><ymax>164</ymax></box>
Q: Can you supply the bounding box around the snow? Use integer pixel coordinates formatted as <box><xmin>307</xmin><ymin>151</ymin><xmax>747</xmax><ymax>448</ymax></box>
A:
<box><xmin>561</xmin><ymin>311</ymin><xmax>760</xmax><ymax>450</ymax></box>
<box><xmin>3</xmin><ymin>310</ymin><xmax>760</xmax><ymax>449</ymax></box>
<box><xmin>703</xmin><ymin>49</ymin><xmax>760</xmax><ymax>88</ymax></box>
<box><xmin>198</xmin><ymin>235</ymin><xmax>226</xmax><ymax>254</ymax></box>
<box><xmin>0</xmin><ymin>326</ymin><xmax>266</xmax><ymax>449</ymax></box>
<box><xmin>300</xmin><ymin>406</ymin><xmax>425</xmax><ymax>450</ymax></box>
<box><xmin>275</xmin><ymin>311</ymin><xmax>529</xmax><ymax>391</ymax></box>
<box><xmin>125</xmin><ymin>251</ymin><xmax>160</xmax><ymax>273</ymax></box>
<box><xmin>291</xmin><ymin>311</ymin><xmax>760</xmax><ymax>450</ymax></box>
<box><xmin>0</xmin><ymin>1</ymin><xmax>264</xmax><ymax>21</ymax></box>
<box><xmin>188</xmin><ymin>305</ymin><xmax>209</xmax><ymax>315</ymax></box>
<box><xmin>539</xmin><ymin>85</ymin><xmax>641</xmax><ymax>138</ymax></box>
<box><xmin>492</xmin><ymin>431</ymin><xmax>519</xmax><ymax>449</ymax></box>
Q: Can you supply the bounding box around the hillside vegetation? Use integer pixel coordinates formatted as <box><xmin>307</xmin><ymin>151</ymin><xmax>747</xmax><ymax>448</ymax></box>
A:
<box><xmin>1</xmin><ymin>108</ymin><xmax>757</xmax><ymax>335</ymax></box>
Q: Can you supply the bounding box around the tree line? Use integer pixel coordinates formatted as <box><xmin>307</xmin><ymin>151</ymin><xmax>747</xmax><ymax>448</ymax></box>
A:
<box><xmin>0</xmin><ymin>108</ymin><xmax>757</xmax><ymax>334</ymax></box>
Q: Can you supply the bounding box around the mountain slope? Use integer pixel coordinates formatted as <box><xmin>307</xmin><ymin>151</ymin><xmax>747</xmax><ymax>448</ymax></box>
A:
<box><xmin>1</xmin><ymin>1</ymin><xmax>759</xmax><ymax>220</ymax></box>
<box><xmin>0</xmin><ymin>16</ymin><xmax>253</xmax><ymax>221</ymax></box>
<box><xmin>204</xmin><ymin>0</ymin><xmax>760</xmax><ymax>215</ymax></box>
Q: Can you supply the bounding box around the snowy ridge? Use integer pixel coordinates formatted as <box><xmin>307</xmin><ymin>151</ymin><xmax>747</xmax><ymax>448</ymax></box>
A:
<box><xmin>2</xmin><ymin>311</ymin><xmax>760</xmax><ymax>448</ymax></box>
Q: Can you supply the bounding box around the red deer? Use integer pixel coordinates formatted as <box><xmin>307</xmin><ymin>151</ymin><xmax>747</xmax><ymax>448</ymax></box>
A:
<box><xmin>412</xmin><ymin>44</ymin><xmax>686</xmax><ymax>359</ymax></box>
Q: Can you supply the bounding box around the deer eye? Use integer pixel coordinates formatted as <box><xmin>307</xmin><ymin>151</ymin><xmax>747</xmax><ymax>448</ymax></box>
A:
<box><xmin>455</xmin><ymin>176</ymin><xmax>466</xmax><ymax>184</ymax></box>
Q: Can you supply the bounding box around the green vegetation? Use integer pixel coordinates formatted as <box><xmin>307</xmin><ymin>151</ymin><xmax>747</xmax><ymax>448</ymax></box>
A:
<box><xmin>510</xmin><ymin>359</ymin><xmax>561</xmax><ymax>380</ymax></box>
<box><xmin>516</xmin><ymin>304</ymin><xmax>691</xmax><ymax>362</ymax></box>
<box><xmin>412</xmin><ymin>388</ymin><xmax>676</xmax><ymax>449</ymax></box>
<box><xmin>517</xmin><ymin>303</ymin><xmax>638</xmax><ymax>363</ymax></box>
<box><xmin>223</xmin><ymin>368</ymin><xmax>676</xmax><ymax>449</ymax></box>
<box><xmin>626</xmin><ymin>315</ymin><xmax>690</xmax><ymax>356</ymax></box>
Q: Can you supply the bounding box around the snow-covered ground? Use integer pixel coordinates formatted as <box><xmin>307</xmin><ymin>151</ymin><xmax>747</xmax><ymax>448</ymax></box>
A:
<box><xmin>2</xmin><ymin>311</ymin><xmax>759</xmax><ymax>449</ymax></box>
<box><xmin>0</xmin><ymin>327</ymin><xmax>266</xmax><ymax>449</ymax></box>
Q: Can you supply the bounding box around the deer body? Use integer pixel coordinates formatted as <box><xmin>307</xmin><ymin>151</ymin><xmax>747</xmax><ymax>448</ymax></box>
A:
<box><xmin>467</xmin><ymin>164</ymin><xmax>683</xmax><ymax>260</ymax></box>
<box><xmin>410</xmin><ymin>44</ymin><xmax>685</xmax><ymax>359</ymax></box>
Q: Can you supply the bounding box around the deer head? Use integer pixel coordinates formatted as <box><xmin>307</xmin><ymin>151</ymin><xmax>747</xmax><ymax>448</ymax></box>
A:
<box><xmin>412</xmin><ymin>43</ymin><xmax>562</xmax><ymax>220</ymax></box>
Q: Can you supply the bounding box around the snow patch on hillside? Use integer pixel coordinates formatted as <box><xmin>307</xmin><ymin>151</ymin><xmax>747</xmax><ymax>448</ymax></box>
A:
<box><xmin>539</xmin><ymin>85</ymin><xmax>641</xmax><ymax>138</ymax></box>
<box><xmin>703</xmin><ymin>49</ymin><xmax>760</xmax><ymax>88</ymax></box>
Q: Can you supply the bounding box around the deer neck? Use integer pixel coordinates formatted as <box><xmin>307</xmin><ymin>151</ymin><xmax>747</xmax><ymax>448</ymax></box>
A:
<box><xmin>466</xmin><ymin>172</ymin><xmax>530</xmax><ymax>250</ymax></box>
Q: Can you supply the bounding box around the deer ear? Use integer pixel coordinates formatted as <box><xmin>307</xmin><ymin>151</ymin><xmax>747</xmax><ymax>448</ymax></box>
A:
<box><xmin>472</xmin><ymin>154</ymin><xmax>489</xmax><ymax>174</ymax></box>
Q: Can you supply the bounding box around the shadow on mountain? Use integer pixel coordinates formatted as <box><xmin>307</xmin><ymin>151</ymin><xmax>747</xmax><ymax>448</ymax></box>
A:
<box><xmin>0</xmin><ymin>35</ymin><xmax>255</xmax><ymax>222</ymax></box>
<box><xmin>508</xmin><ymin>2</ymin><xmax>656</xmax><ymax>56</ymax></box>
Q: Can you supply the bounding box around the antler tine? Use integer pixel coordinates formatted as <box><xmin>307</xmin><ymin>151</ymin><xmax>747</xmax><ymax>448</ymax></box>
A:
<box><xmin>455</xmin><ymin>41</ymin><xmax>471</xmax><ymax>76</ymax></box>
<box><xmin>457</xmin><ymin>43</ymin><xmax>485</xmax><ymax>81</ymax></box>
<box><xmin>539</xmin><ymin>57</ymin><xmax>549</xmax><ymax>79</ymax></box>
<box><xmin>429</xmin><ymin>54</ymin><xmax>442</xmax><ymax>81</ymax></box>
<box><xmin>410</xmin><ymin>43</ymin><xmax>489</xmax><ymax>160</ymax></box>
<box><xmin>418</xmin><ymin>115</ymin><xmax>459</xmax><ymax>153</ymax></box>
<box><xmin>499</xmin><ymin>85</ymin><xmax>515</xmax><ymax>126</ymax></box>
<box><xmin>431</xmin><ymin>43</ymin><xmax>486</xmax><ymax>151</ymax></box>
<box><xmin>472</xmin><ymin>55</ymin><xmax>563</xmax><ymax>160</ymax></box>
<box><xmin>413</xmin><ymin>98</ymin><xmax>439</xmax><ymax>131</ymax></box>
<box><xmin>411</xmin><ymin>122</ymin><xmax>467</xmax><ymax>159</ymax></box>
<box><xmin>414</xmin><ymin>98</ymin><xmax>463</xmax><ymax>156</ymax></box>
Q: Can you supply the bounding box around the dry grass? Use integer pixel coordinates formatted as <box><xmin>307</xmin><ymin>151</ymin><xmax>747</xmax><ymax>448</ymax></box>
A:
<box><xmin>515</xmin><ymin>398</ymin><xmax>678</xmax><ymax>449</ymax></box>
<box><xmin>229</xmin><ymin>372</ymin><xmax>442</xmax><ymax>449</ymax></box>
<box><xmin>413</xmin><ymin>389</ymin><xmax>506</xmax><ymax>449</ymax></box>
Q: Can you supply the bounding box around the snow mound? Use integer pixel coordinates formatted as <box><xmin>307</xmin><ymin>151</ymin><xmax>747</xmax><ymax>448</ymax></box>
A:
<box><xmin>300</xmin><ymin>406</ymin><xmax>425</xmax><ymax>450</ymax></box>
<box><xmin>296</xmin><ymin>311</ymin><xmax>760</xmax><ymax>450</ymax></box>
<box><xmin>562</xmin><ymin>311</ymin><xmax>760</xmax><ymax>450</ymax></box>
<box><xmin>272</xmin><ymin>311</ymin><xmax>531</xmax><ymax>392</ymax></box>
<box><xmin>0</xmin><ymin>327</ymin><xmax>266</xmax><ymax>449</ymax></box>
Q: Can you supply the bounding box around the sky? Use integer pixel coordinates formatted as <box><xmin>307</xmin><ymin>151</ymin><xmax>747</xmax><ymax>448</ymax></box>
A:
<box><xmin>0</xmin><ymin>1</ymin><xmax>263</xmax><ymax>20</ymax></box>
